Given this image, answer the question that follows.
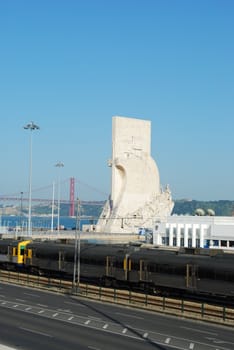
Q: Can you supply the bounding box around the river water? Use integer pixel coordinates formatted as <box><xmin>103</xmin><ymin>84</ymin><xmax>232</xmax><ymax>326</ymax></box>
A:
<box><xmin>0</xmin><ymin>215</ymin><xmax>95</xmax><ymax>231</ymax></box>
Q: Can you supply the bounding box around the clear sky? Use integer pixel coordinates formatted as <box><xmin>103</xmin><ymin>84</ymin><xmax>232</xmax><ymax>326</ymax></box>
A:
<box><xmin>0</xmin><ymin>0</ymin><xmax>233</xmax><ymax>202</ymax></box>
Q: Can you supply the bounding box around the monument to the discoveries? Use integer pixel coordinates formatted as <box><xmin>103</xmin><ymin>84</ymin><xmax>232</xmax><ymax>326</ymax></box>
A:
<box><xmin>95</xmin><ymin>116</ymin><xmax>174</xmax><ymax>234</ymax></box>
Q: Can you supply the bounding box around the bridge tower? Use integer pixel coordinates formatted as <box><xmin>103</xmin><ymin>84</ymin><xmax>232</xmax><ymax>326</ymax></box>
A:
<box><xmin>69</xmin><ymin>177</ymin><xmax>75</xmax><ymax>217</ymax></box>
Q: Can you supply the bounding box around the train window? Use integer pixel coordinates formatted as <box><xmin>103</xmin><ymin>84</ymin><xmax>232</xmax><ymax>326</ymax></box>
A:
<box><xmin>221</xmin><ymin>240</ymin><xmax>227</xmax><ymax>247</ymax></box>
<box><xmin>66</xmin><ymin>254</ymin><xmax>74</xmax><ymax>262</ymax></box>
<box><xmin>84</xmin><ymin>256</ymin><xmax>105</xmax><ymax>266</ymax></box>
<box><xmin>227</xmin><ymin>272</ymin><xmax>234</xmax><ymax>282</ymax></box>
<box><xmin>148</xmin><ymin>263</ymin><xmax>160</xmax><ymax>273</ymax></box>
<box><xmin>81</xmin><ymin>256</ymin><xmax>90</xmax><ymax>264</ymax></box>
<box><xmin>157</xmin><ymin>264</ymin><xmax>167</xmax><ymax>273</ymax></box>
<box><xmin>131</xmin><ymin>261</ymin><xmax>139</xmax><ymax>270</ymax></box>
<box><xmin>36</xmin><ymin>251</ymin><xmax>59</xmax><ymax>260</ymax></box>
<box><xmin>214</xmin><ymin>270</ymin><xmax>234</xmax><ymax>282</ymax></box>
<box><xmin>174</xmin><ymin>265</ymin><xmax>186</xmax><ymax>276</ymax></box>
<box><xmin>198</xmin><ymin>267</ymin><xmax>209</xmax><ymax>279</ymax></box>
<box><xmin>115</xmin><ymin>260</ymin><xmax>122</xmax><ymax>268</ymax></box>
<box><xmin>148</xmin><ymin>263</ymin><xmax>156</xmax><ymax>273</ymax></box>
<box><xmin>0</xmin><ymin>246</ymin><xmax>8</xmax><ymax>254</ymax></box>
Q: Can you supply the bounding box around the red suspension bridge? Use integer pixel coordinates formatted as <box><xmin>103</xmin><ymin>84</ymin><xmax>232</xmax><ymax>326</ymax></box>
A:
<box><xmin>0</xmin><ymin>177</ymin><xmax>106</xmax><ymax>216</ymax></box>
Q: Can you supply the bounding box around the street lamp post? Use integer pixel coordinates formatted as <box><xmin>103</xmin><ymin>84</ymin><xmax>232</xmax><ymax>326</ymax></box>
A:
<box><xmin>24</xmin><ymin>121</ymin><xmax>40</xmax><ymax>236</ymax></box>
<box><xmin>55</xmin><ymin>161</ymin><xmax>64</xmax><ymax>233</ymax></box>
<box><xmin>51</xmin><ymin>181</ymin><xmax>55</xmax><ymax>233</ymax></box>
<box><xmin>73</xmin><ymin>198</ymin><xmax>81</xmax><ymax>292</ymax></box>
<box><xmin>20</xmin><ymin>191</ymin><xmax>23</xmax><ymax>230</ymax></box>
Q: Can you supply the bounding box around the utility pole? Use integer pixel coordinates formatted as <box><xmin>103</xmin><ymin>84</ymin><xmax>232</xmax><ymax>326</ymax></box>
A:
<box><xmin>55</xmin><ymin>161</ymin><xmax>64</xmax><ymax>233</ymax></box>
<box><xmin>73</xmin><ymin>198</ymin><xmax>81</xmax><ymax>293</ymax></box>
<box><xmin>23</xmin><ymin>121</ymin><xmax>40</xmax><ymax>236</ymax></box>
<box><xmin>20</xmin><ymin>191</ymin><xmax>23</xmax><ymax>231</ymax></box>
<box><xmin>51</xmin><ymin>181</ymin><xmax>55</xmax><ymax>232</ymax></box>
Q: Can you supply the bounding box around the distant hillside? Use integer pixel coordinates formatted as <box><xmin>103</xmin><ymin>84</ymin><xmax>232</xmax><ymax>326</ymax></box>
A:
<box><xmin>32</xmin><ymin>202</ymin><xmax>104</xmax><ymax>219</ymax></box>
<box><xmin>172</xmin><ymin>200</ymin><xmax>234</xmax><ymax>216</ymax></box>
<box><xmin>34</xmin><ymin>199</ymin><xmax>234</xmax><ymax>217</ymax></box>
<box><xmin>1</xmin><ymin>199</ymin><xmax>233</xmax><ymax>217</ymax></box>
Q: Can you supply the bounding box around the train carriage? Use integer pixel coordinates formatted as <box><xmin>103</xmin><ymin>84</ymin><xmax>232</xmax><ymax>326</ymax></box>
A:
<box><xmin>126</xmin><ymin>247</ymin><xmax>234</xmax><ymax>298</ymax></box>
<box><xmin>24</xmin><ymin>241</ymin><xmax>131</xmax><ymax>285</ymax></box>
<box><xmin>25</xmin><ymin>241</ymin><xmax>77</xmax><ymax>276</ymax></box>
<box><xmin>0</xmin><ymin>239</ymin><xmax>31</xmax><ymax>269</ymax></box>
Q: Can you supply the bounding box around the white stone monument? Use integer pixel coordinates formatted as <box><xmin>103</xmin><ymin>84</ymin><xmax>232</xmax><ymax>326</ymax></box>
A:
<box><xmin>95</xmin><ymin>116</ymin><xmax>174</xmax><ymax>234</ymax></box>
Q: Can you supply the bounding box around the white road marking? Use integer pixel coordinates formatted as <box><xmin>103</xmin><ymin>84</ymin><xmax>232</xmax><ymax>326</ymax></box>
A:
<box><xmin>181</xmin><ymin>326</ymin><xmax>218</xmax><ymax>336</ymax></box>
<box><xmin>122</xmin><ymin>328</ymin><xmax>127</xmax><ymax>334</ymax></box>
<box><xmin>206</xmin><ymin>337</ymin><xmax>233</xmax><ymax>346</ymax></box>
<box><xmin>143</xmin><ymin>333</ymin><xmax>148</xmax><ymax>338</ymax></box>
<box><xmin>68</xmin><ymin>316</ymin><xmax>74</xmax><ymax>321</ymax></box>
<box><xmin>85</xmin><ymin>320</ymin><xmax>91</xmax><ymax>325</ymax></box>
<box><xmin>88</xmin><ymin>316</ymin><xmax>102</xmax><ymax>321</ymax></box>
<box><xmin>189</xmin><ymin>343</ymin><xmax>195</xmax><ymax>349</ymax></box>
<box><xmin>15</xmin><ymin>298</ymin><xmax>25</xmax><ymax>302</ymax></box>
<box><xmin>38</xmin><ymin>310</ymin><xmax>44</xmax><ymax>314</ymax></box>
<box><xmin>57</xmin><ymin>308</ymin><xmax>71</xmax><ymax>313</ymax></box>
<box><xmin>13</xmin><ymin>304</ymin><xmax>18</xmax><ymax>308</ymax></box>
<box><xmin>52</xmin><ymin>312</ymin><xmax>58</xmax><ymax>317</ymax></box>
<box><xmin>115</xmin><ymin>312</ymin><xmax>144</xmax><ymax>320</ymax></box>
<box><xmin>165</xmin><ymin>338</ymin><xmax>171</xmax><ymax>344</ymax></box>
<box><xmin>25</xmin><ymin>307</ymin><xmax>32</xmax><ymax>311</ymax></box>
<box><xmin>65</xmin><ymin>301</ymin><xmax>85</xmax><ymax>307</ymax></box>
<box><xmin>103</xmin><ymin>324</ymin><xmax>108</xmax><ymax>329</ymax></box>
<box><xmin>23</xmin><ymin>292</ymin><xmax>40</xmax><ymax>298</ymax></box>
<box><xmin>0</xmin><ymin>345</ymin><xmax>19</xmax><ymax>350</ymax></box>
<box><xmin>20</xmin><ymin>327</ymin><xmax>52</xmax><ymax>338</ymax></box>
<box><xmin>37</xmin><ymin>303</ymin><xmax>48</xmax><ymax>307</ymax></box>
<box><xmin>1</xmin><ymin>302</ymin><xmax>6</xmax><ymax>305</ymax></box>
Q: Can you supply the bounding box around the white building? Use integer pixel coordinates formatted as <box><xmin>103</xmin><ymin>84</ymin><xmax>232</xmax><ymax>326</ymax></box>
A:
<box><xmin>153</xmin><ymin>215</ymin><xmax>234</xmax><ymax>249</ymax></box>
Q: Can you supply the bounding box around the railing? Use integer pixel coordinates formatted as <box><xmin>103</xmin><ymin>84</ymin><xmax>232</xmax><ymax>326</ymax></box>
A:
<box><xmin>1</xmin><ymin>269</ymin><xmax>234</xmax><ymax>326</ymax></box>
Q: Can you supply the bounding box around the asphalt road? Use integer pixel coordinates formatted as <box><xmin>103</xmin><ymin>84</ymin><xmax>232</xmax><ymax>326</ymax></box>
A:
<box><xmin>0</xmin><ymin>282</ymin><xmax>233</xmax><ymax>350</ymax></box>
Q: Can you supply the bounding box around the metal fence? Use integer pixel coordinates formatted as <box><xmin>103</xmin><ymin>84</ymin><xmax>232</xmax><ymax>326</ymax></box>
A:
<box><xmin>1</xmin><ymin>269</ymin><xmax>234</xmax><ymax>326</ymax></box>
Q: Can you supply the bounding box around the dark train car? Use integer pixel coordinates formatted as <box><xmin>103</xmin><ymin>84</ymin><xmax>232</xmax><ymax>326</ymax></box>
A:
<box><xmin>25</xmin><ymin>241</ymin><xmax>131</xmax><ymax>284</ymax></box>
<box><xmin>25</xmin><ymin>241</ymin><xmax>82</xmax><ymax>277</ymax></box>
<box><xmin>127</xmin><ymin>247</ymin><xmax>234</xmax><ymax>299</ymax></box>
<box><xmin>0</xmin><ymin>239</ymin><xmax>31</xmax><ymax>268</ymax></box>
<box><xmin>127</xmin><ymin>247</ymin><xmax>184</xmax><ymax>292</ymax></box>
<box><xmin>79</xmin><ymin>243</ymin><xmax>133</xmax><ymax>285</ymax></box>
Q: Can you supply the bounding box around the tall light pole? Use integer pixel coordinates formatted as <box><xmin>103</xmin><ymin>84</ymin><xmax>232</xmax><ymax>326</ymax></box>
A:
<box><xmin>24</xmin><ymin>121</ymin><xmax>40</xmax><ymax>236</ymax></box>
<box><xmin>51</xmin><ymin>181</ymin><xmax>55</xmax><ymax>233</ymax></box>
<box><xmin>73</xmin><ymin>198</ymin><xmax>81</xmax><ymax>292</ymax></box>
<box><xmin>20</xmin><ymin>191</ymin><xmax>23</xmax><ymax>231</ymax></box>
<box><xmin>55</xmin><ymin>161</ymin><xmax>64</xmax><ymax>233</ymax></box>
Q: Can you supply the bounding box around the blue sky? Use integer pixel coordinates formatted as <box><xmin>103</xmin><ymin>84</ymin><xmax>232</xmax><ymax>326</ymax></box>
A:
<box><xmin>0</xmin><ymin>0</ymin><xmax>233</xmax><ymax>202</ymax></box>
